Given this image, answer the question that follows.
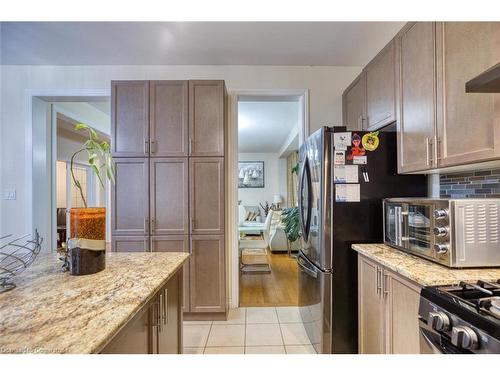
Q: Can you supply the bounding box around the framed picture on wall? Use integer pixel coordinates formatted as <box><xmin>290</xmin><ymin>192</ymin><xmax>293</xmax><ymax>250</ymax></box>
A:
<box><xmin>238</xmin><ymin>161</ymin><xmax>264</xmax><ymax>188</ymax></box>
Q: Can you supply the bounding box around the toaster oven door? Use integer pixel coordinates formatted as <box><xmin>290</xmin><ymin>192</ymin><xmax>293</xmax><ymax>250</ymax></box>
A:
<box><xmin>384</xmin><ymin>202</ymin><xmax>405</xmax><ymax>248</ymax></box>
<box><xmin>407</xmin><ymin>203</ymin><xmax>434</xmax><ymax>258</ymax></box>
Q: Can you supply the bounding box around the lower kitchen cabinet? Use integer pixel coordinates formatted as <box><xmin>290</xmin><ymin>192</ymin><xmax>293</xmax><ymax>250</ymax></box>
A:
<box><xmin>189</xmin><ymin>235</ymin><xmax>226</xmax><ymax>313</ymax></box>
<box><xmin>151</xmin><ymin>236</ymin><xmax>190</xmax><ymax>312</ymax></box>
<box><xmin>384</xmin><ymin>269</ymin><xmax>421</xmax><ymax>354</ymax></box>
<box><xmin>112</xmin><ymin>236</ymin><xmax>149</xmax><ymax>252</ymax></box>
<box><xmin>358</xmin><ymin>254</ymin><xmax>421</xmax><ymax>354</ymax></box>
<box><xmin>101</xmin><ymin>268</ymin><xmax>183</xmax><ymax>354</ymax></box>
<box><xmin>358</xmin><ymin>256</ymin><xmax>385</xmax><ymax>354</ymax></box>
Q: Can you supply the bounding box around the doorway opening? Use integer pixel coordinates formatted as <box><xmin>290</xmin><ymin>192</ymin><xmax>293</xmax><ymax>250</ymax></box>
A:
<box><xmin>30</xmin><ymin>94</ymin><xmax>111</xmax><ymax>252</ymax></box>
<box><xmin>234</xmin><ymin>93</ymin><xmax>307</xmax><ymax>307</ymax></box>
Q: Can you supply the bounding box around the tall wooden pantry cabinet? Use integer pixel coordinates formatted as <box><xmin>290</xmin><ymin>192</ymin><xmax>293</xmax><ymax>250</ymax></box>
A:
<box><xmin>111</xmin><ymin>79</ymin><xmax>228</xmax><ymax>320</ymax></box>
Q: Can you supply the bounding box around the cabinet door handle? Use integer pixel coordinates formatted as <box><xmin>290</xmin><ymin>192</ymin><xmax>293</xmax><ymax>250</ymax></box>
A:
<box><xmin>151</xmin><ymin>218</ymin><xmax>155</xmax><ymax>233</ymax></box>
<box><xmin>144</xmin><ymin>238</ymin><xmax>149</xmax><ymax>252</ymax></box>
<box><xmin>188</xmin><ymin>137</ymin><xmax>193</xmax><ymax>155</ymax></box>
<box><xmin>144</xmin><ymin>138</ymin><xmax>149</xmax><ymax>155</ymax></box>
<box><xmin>191</xmin><ymin>218</ymin><xmax>196</xmax><ymax>231</ymax></box>
<box><xmin>383</xmin><ymin>272</ymin><xmax>389</xmax><ymax>296</ymax></box>
<box><xmin>425</xmin><ymin>137</ymin><xmax>433</xmax><ymax>166</ymax></box>
<box><xmin>157</xmin><ymin>295</ymin><xmax>163</xmax><ymax>332</ymax></box>
<box><xmin>144</xmin><ymin>217</ymin><xmax>149</xmax><ymax>235</ymax></box>
<box><xmin>376</xmin><ymin>267</ymin><xmax>382</xmax><ymax>295</ymax></box>
<box><xmin>150</xmin><ymin>139</ymin><xmax>156</xmax><ymax>154</ymax></box>
<box><xmin>435</xmin><ymin>137</ymin><xmax>441</xmax><ymax>164</ymax></box>
<box><xmin>163</xmin><ymin>289</ymin><xmax>168</xmax><ymax>325</ymax></box>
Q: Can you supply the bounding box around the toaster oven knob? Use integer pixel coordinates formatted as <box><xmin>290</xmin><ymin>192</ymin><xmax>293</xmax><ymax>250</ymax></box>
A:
<box><xmin>433</xmin><ymin>209</ymin><xmax>448</xmax><ymax>219</ymax></box>
<box><xmin>434</xmin><ymin>244</ymin><xmax>449</xmax><ymax>254</ymax></box>
<box><xmin>433</xmin><ymin>226</ymin><xmax>449</xmax><ymax>236</ymax></box>
<box><xmin>451</xmin><ymin>326</ymin><xmax>479</xmax><ymax>350</ymax></box>
<box><xmin>428</xmin><ymin>311</ymin><xmax>450</xmax><ymax>332</ymax></box>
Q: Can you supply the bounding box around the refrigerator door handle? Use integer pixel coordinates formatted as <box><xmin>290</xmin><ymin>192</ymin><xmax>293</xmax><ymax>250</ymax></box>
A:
<box><xmin>297</xmin><ymin>252</ymin><xmax>318</xmax><ymax>279</ymax></box>
<box><xmin>298</xmin><ymin>157</ymin><xmax>312</xmax><ymax>240</ymax></box>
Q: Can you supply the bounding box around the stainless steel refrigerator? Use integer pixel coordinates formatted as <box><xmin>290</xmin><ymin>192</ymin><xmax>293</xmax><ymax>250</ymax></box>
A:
<box><xmin>297</xmin><ymin>126</ymin><xmax>426</xmax><ymax>353</ymax></box>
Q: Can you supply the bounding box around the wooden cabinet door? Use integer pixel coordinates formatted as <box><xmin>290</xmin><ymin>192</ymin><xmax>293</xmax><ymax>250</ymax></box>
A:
<box><xmin>150</xmin><ymin>158</ymin><xmax>189</xmax><ymax>235</ymax></box>
<box><xmin>111</xmin><ymin>81</ymin><xmax>149</xmax><ymax>157</ymax></box>
<box><xmin>101</xmin><ymin>302</ymin><xmax>151</xmax><ymax>353</ymax></box>
<box><xmin>158</xmin><ymin>272</ymin><xmax>182</xmax><ymax>353</ymax></box>
<box><xmin>436</xmin><ymin>22</ymin><xmax>500</xmax><ymax>167</ymax></box>
<box><xmin>189</xmin><ymin>80</ymin><xmax>225</xmax><ymax>156</ymax></box>
<box><xmin>112</xmin><ymin>236</ymin><xmax>149</xmax><ymax>252</ymax></box>
<box><xmin>358</xmin><ymin>255</ymin><xmax>385</xmax><ymax>354</ymax></box>
<box><xmin>190</xmin><ymin>235</ymin><xmax>225</xmax><ymax>313</ymax></box>
<box><xmin>151</xmin><ymin>235</ymin><xmax>190</xmax><ymax>312</ymax></box>
<box><xmin>150</xmin><ymin>81</ymin><xmax>189</xmax><ymax>157</ymax></box>
<box><xmin>111</xmin><ymin>158</ymin><xmax>149</xmax><ymax>236</ymax></box>
<box><xmin>366</xmin><ymin>40</ymin><xmax>397</xmax><ymax>130</ymax></box>
<box><xmin>397</xmin><ymin>22</ymin><xmax>438</xmax><ymax>173</ymax></box>
<box><xmin>342</xmin><ymin>72</ymin><xmax>366</xmax><ymax>131</ymax></box>
<box><xmin>383</xmin><ymin>269</ymin><xmax>421</xmax><ymax>354</ymax></box>
<box><xmin>189</xmin><ymin>158</ymin><xmax>225</xmax><ymax>235</ymax></box>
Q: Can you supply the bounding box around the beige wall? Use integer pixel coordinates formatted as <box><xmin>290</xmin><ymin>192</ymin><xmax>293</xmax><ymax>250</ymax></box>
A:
<box><xmin>0</xmin><ymin>64</ymin><xmax>362</xmax><ymax>236</ymax></box>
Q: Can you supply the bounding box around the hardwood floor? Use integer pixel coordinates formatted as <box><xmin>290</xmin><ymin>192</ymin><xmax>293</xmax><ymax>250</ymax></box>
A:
<box><xmin>239</xmin><ymin>251</ymin><xmax>299</xmax><ymax>307</ymax></box>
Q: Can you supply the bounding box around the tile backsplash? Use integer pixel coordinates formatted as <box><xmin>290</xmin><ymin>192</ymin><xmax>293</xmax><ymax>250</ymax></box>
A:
<box><xmin>440</xmin><ymin>169</ymin><xmax>500</xmax><ymax>198</ymax></box>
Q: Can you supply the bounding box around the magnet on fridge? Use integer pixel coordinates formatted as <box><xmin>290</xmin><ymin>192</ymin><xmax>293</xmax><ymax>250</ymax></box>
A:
<box><xmin>347</xmin><ymin>133</ymin><xmax>366</xmax><ymax>161</ymax></box>
<box><xmin>362</xmin><ymin>131</ymin><xmax>380</xmax><ymax>152</ymax></box>
<box><xmin>361</xmin><ymin>166</ymin><xmax>370</xmax><ymax>182</ymax></box>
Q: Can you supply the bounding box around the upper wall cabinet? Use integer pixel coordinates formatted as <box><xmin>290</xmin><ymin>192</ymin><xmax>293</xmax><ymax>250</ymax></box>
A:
<box><xmin>396</xmin><ymin>22</ymin><xmax>500</xmax><ymax>173</ymax></box>
<box><xmin>435</xmin><ymin>22</ymin><xmax>500</xmax><ymax>167</ymax></box>
<box><xmin>365</xmin><ymin>40</ymin><xmax>397</xmax><ymax>130</ymax></box>
<box><xmin>342</xmin><ymin>72</ymin><xmax>366</xmax><ymax>131</ymax></box>
<box><xmin>150</xmin><ymin>81</ymin><xmax>189</xmax><ymax>157</ymax></box>
<box><xmin>112</xmin><ymin>81</ymin><xmax>150</xmax><ymax>157</ymax></box>
<box><xmin>397</xmin><ymin>22</ymin><xmax>438</xmax><ymax>173</ymax></box>
<box><xmin>189</xmin><ymin>80</ymin><xmax>225</xmax><ymax>156</ymax></box>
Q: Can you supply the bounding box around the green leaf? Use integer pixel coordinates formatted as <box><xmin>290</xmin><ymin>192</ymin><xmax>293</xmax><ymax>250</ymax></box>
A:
<box><xmin>89</xmin><ymin>127</ymin><xmax>98</xmax><ymax>141</ymax></box>
<box><xmin>75</xmin><ymin>123</ymin><xmax>88</xmax><ymax>131</ymax></box>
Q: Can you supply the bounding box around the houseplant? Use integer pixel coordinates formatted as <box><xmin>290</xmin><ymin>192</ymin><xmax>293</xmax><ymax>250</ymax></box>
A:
<box><xmin>67</xmin><ymin>123</ymin><xmax>115</xmax><ymax>275</ymax></box>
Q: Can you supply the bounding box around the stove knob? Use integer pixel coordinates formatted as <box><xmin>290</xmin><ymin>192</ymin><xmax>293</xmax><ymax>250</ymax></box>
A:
<box><xmin>433</xmin><ymin>226</ymin><xmax>449</xmax><ymax>237</ymax></box>
<box><xmin>434</xmin><ymin>244</ymin><xmax>449</xmax><ymax>254</ymax></box>
<box><xmin>433</xmin><ymin>209</ymin><xmax>448</xmax><ymax>220</ymax></box>
<box><xmin>428</xmin><ymin>311</ymin><xmax>450</xmax><ymax>331</ymax></box>
<box><xmin>451</xmin><ymin>326</ymin><xmax>479</xmax><ymax>350</ymax></box>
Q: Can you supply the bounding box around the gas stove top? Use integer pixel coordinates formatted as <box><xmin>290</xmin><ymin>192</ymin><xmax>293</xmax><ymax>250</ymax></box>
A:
<box><xmin>419</xmin><ymin>280</ymin><xmax>500</xmax><ymax>354</ymax></box>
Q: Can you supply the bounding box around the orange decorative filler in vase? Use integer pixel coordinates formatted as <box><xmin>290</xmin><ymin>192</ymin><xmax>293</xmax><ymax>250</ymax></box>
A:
<box><xmin>66</xmin><ymin>123</ymin><xmax>115</xmax><ymax>276</ymax></box>
<box><xmin>70</xmin><ymin>207</ymin><xmax>106</xmax><ymax>240</ymax></box>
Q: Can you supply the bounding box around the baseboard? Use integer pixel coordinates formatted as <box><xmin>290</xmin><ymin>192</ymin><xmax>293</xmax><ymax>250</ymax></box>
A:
<box><xmin>184</xmin><ymin>311</ymin><xmax>228</xmax><ymax>321</ymax></box>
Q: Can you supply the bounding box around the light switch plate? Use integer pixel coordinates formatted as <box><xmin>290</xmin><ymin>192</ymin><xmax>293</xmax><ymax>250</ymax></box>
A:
<box><xmin>3</xmin><ymin>189</ymin><xmax>16</xmax><ymax>200</ymax></box>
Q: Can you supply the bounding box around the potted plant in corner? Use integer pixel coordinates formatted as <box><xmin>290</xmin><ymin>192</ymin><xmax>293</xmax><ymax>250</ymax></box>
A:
<box><xmin>67</xmin><ymin>123</ymin><xmax>115</xmax><ymax>276</ymax></box>
<box><xmin>281</xmin><ymin>162</ymin><xmax>301</xmax><ymax>257</ymax></box>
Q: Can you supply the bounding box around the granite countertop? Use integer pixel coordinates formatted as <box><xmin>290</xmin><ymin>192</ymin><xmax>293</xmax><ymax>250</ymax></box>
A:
<box><xmin>0</xmin><ymin>252</ymin><xmax>189</xmax><ymax>354</ymax></box>
<box><xmin>352</xmin><ymin>243</ymin><xmax>500</xmax><ymax>286</ymax></box>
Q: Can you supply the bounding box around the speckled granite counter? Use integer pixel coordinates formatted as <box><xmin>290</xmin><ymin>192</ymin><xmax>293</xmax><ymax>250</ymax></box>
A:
<box><xmin>0</xmin><ymin>252</ymin><xmax>188</xmax><ymax>354</ymax></box>
<box><xmin>352</xmin><ymin>243</ymin><xmax>500</xmax><ymax>286</ymax></box>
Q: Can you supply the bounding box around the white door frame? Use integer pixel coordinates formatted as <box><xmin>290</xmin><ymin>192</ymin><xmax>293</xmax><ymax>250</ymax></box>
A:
<box><xmin>25</xmin><ymin>89</ymin><xmax>110</xmax><ymax>251</ymax></box>
<box><xmin>227</xmin><ymin>89</ymin><xmax>309</xmax><ymax>308</ymax></box>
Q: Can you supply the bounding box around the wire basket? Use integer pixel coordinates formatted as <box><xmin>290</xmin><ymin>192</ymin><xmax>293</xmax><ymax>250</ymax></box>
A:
<box><xmin>0</xmin><ymin>230</ymin><xmax>43</xmax><ymax>293</ymax></box>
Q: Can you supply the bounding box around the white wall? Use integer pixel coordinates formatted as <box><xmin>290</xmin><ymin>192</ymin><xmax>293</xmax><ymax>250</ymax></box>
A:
<box><xmin>0</xmin><ymin>64</ymin><xmax>361</xmax><ymax>236</ymax></box>
<box><xmin>238</xmin><ymin>153</ymin><xmax>288</xmax><ymax>213</ymax></box>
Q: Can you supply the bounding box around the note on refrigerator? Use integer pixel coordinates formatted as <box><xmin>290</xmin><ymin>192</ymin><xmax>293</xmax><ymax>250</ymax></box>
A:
<box><xmin>335</xmin><ymin>184</ymin><xmax>361</xmax><ymax>202</ymax></box>
<box><xmin>333</xmin><ymin>132</ymin><xmax>352</xmax><ymax>150</ymax></box>
<box><xmin>334</xmin><ymin>150</ymin><xmax>345</xmax><ymax>165</ymax></box>
<box><xmin>333</xmin><ymin>165</ymin><xmax>358</xmax><ymax>183</ymax></box>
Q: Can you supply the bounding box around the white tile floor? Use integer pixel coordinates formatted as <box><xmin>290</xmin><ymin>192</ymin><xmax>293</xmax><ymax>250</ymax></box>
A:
<box><xmin>183</xmin><ymin>306</ymin><xmax>316</xmax><ymax>354</ymax></box>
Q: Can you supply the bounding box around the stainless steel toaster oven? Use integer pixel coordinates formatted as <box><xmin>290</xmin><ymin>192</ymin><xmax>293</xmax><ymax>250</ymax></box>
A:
<box><xmin>383</xmin><ymin>198</ymin><xmax>500</xmax><ymax>268</ymax></box>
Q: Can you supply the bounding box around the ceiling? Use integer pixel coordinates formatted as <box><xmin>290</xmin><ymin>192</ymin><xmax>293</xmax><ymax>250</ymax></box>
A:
<box><xmin>1</xmin><ymin>22</ymin><xmax>404</xmax><ymax>66</ymax></box>
<box><xmin>238</xmin><ymin>100</ymin><xmax>299</xmax><ymax>153</ymax></box>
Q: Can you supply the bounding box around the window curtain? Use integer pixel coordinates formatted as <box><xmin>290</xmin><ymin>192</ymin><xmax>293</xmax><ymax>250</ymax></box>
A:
<box><xmin>286</xmin><ymin>151</ymin><xmax>299</xmax><ymax>208</ymax></box>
